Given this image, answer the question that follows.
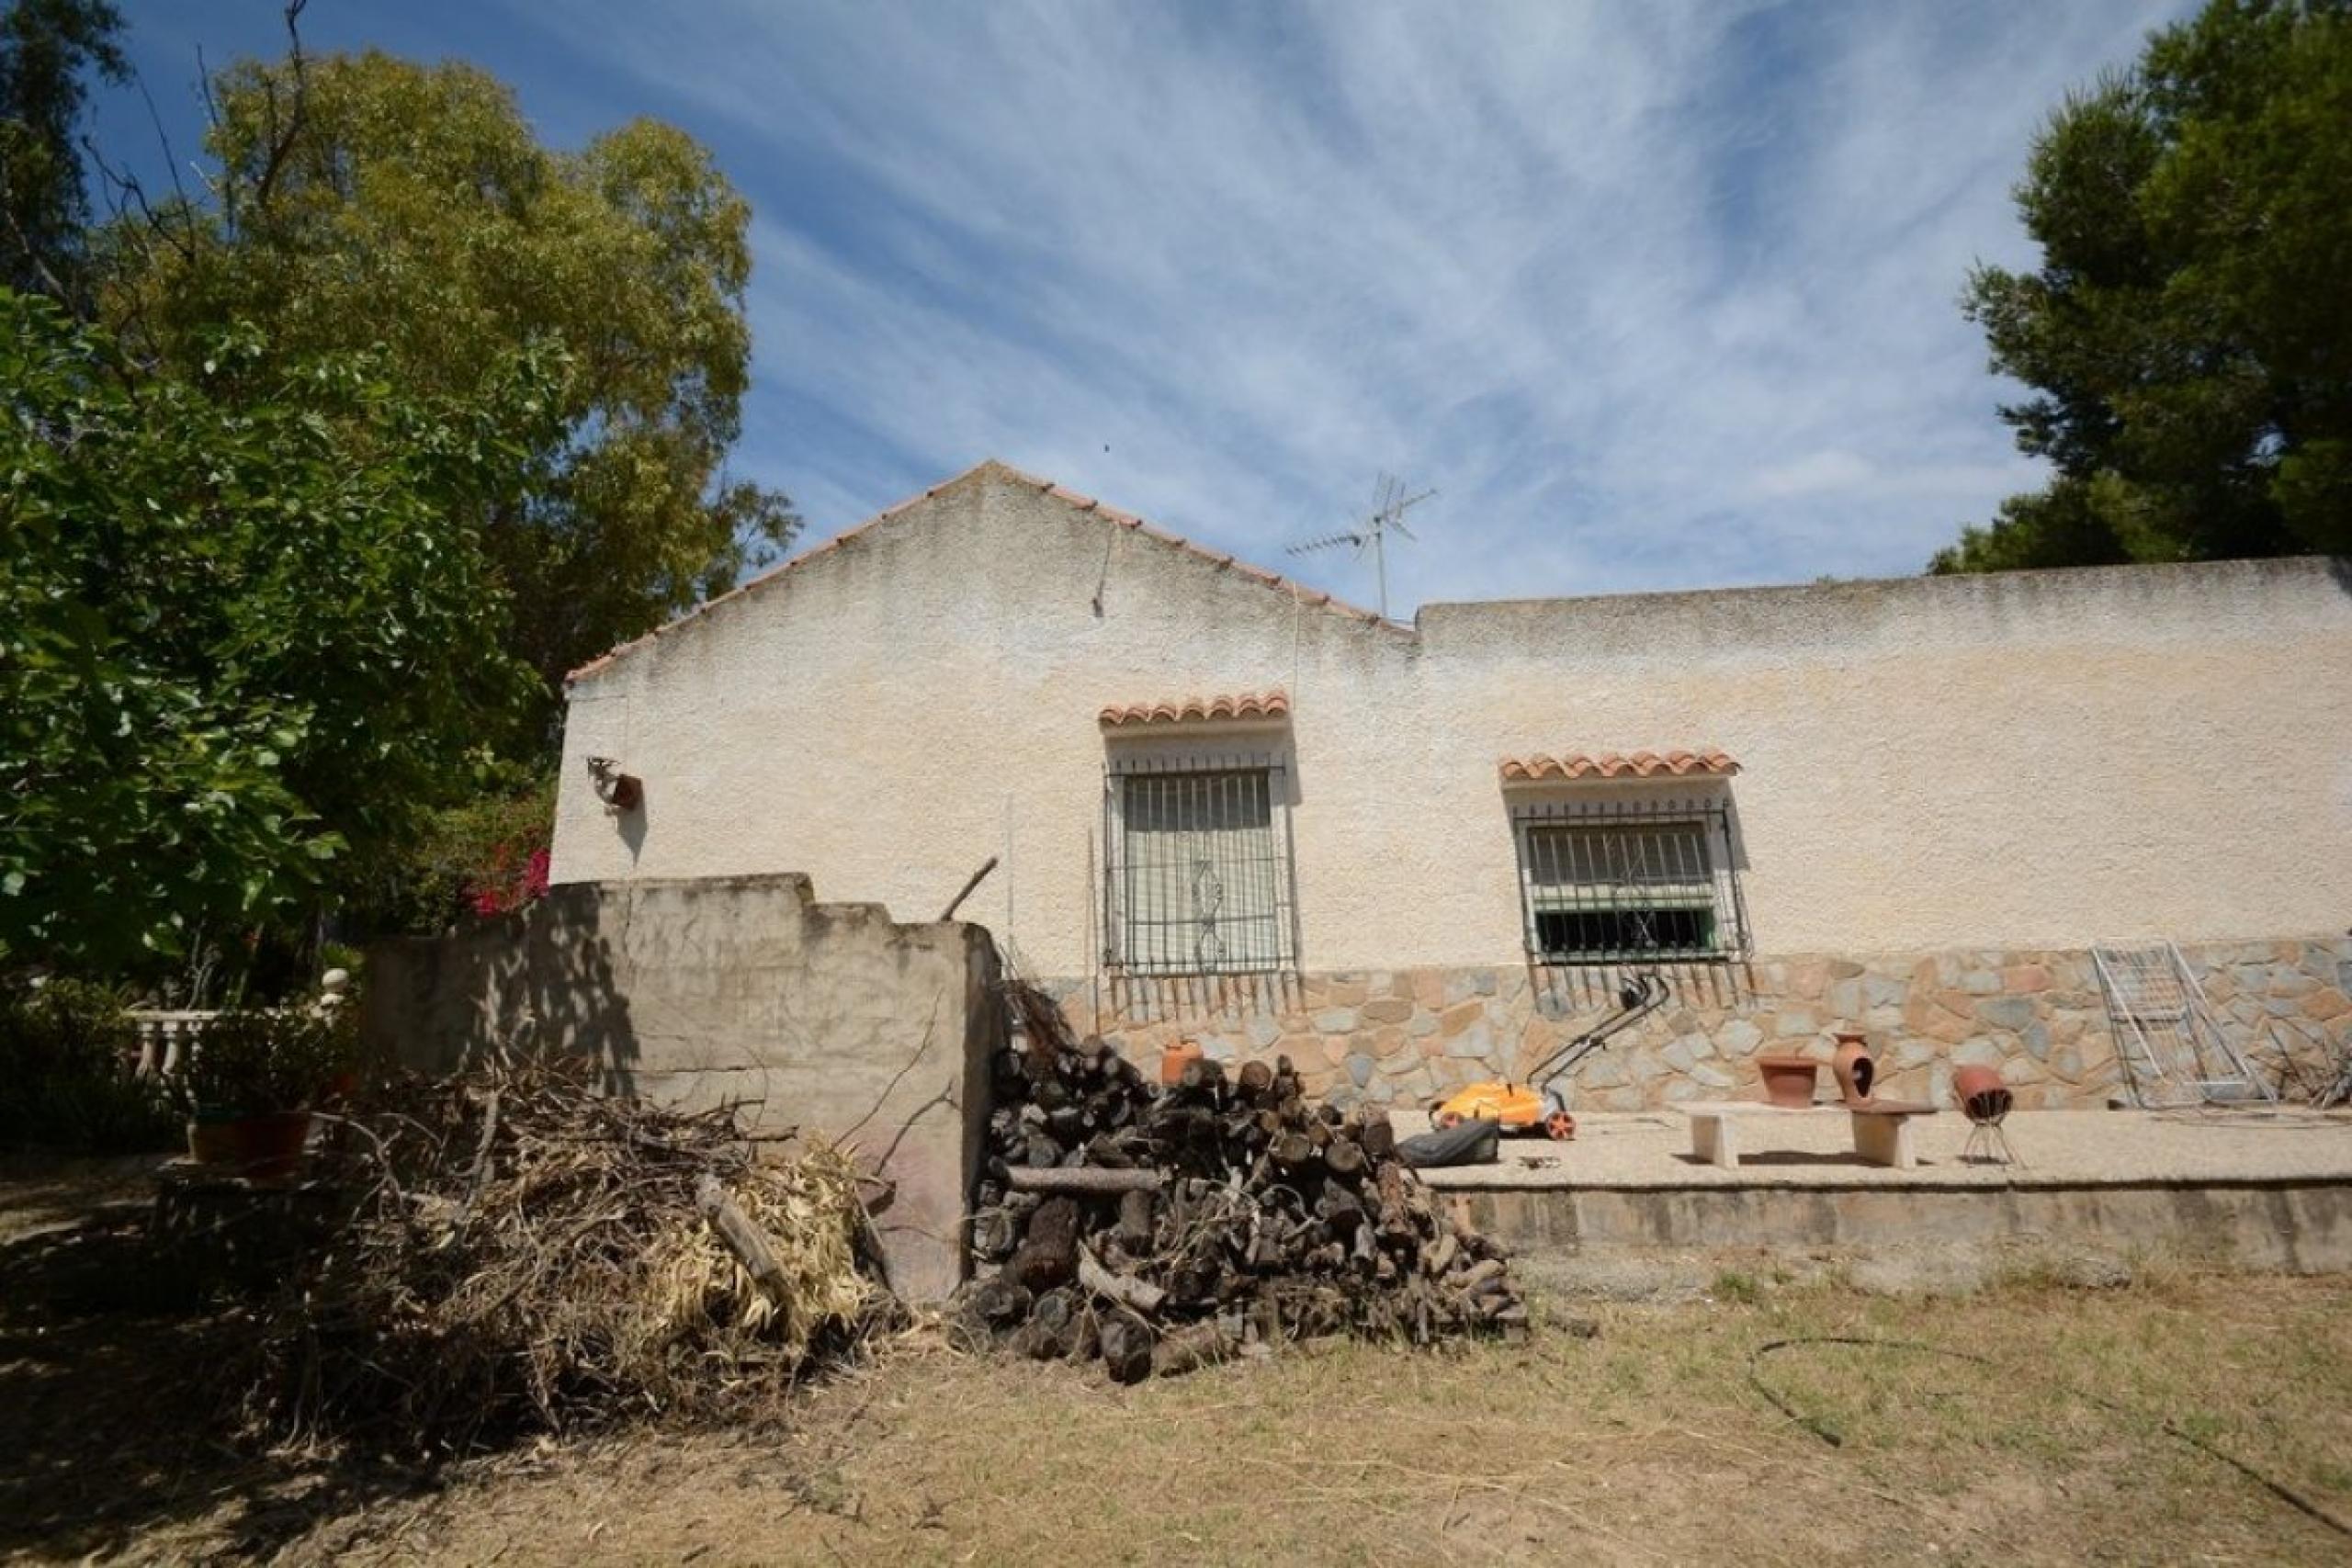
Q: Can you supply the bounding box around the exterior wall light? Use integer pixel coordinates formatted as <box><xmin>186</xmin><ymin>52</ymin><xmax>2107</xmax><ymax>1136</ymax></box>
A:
<box><xmin>585</xmin><ymin>755</ymin><xmax>644</xmax><ymax>814</ymax></box>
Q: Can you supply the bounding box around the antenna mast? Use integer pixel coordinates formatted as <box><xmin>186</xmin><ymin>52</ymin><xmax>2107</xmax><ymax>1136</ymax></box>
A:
<box><xmin>1285</xmin><ymin>472</ymin><xmax>1435</xmax><ymax>620</ymax></box>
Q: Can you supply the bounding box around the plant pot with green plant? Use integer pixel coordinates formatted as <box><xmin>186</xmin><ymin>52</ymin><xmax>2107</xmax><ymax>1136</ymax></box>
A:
<box><xmin>173</xmin><ymin>1004</ymin><xmax>355</xmax><ymax>1181</ymax></box>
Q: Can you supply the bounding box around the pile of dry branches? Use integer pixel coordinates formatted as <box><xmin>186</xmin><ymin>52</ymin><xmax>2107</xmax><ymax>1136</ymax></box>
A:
<box><xmin>959</xmin><ymin>986</ymin><xmax>1526</xmax><ymax>1381</ymax></box>
<box><xmin>248</xmin><ymin>1059</ymin><xmax>890</xmax><ymax>1457</ymax></box>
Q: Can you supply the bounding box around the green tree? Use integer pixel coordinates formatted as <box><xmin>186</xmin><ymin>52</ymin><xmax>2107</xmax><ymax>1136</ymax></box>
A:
<box><xmin>101</xmin><ymin>49</ymin><xmax>797</xmax><ymax>697</ymax></box>
<box><xmin>0</xmin><ymin>288</ymin><xmax>558</xmax><ymax>977</ymax></box>
<box><xmin>1936</xmin><ymin>0</ymin><xmax>2352</xmax><ymax>572</ymax></box>
<box><xmin>0</xmin><ymin>0</ymin><xmax>125</xmax><ymax>306</ymax></box>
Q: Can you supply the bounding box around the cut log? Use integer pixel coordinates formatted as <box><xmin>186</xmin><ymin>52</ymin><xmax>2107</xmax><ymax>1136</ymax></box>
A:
<box><xmin>1269</xmin><ymin>1132</ymin><xmax>1317</xmax><ymax>1168</ymax></box>
<box><xmin>965</xmin><ymin>1274</ymin><xmax>1032</xmax><ymax>1327</ymax></box>
<box><xmin>1066</xmin><ymin>1305</ymin><xmax>1102</xmax><ymax>1363</ymax></box>
<box><xmin>1454</xmin><ymin>1257</ymin><xmax>1506</xmax><ymax>1293</ymax></box>
<box><xmin>1006</xmin><ymin>1166</ymin><xmax>1160</xmax><ymax>1195</ymax></box>
<box><xmin>1324</xmin><ymin>1138</ymin><xmax>1365</xmax><ymax>1179</ymax></box>
<box><xmin>1100</xmin><ymin>1314</ymin><xmax>1154</xmax><ymax>1384</ymax></box>
<box><xmin>1008</xmin><ymin>1319</ymin><xmax>1064</xmax><ymax>1360</ymax></box>
<box><xmin>970</xmin><ymin>1208</ymin><xmax>1020</xmax><ymax>1261</ymax></box>
<box><xmin>1179</xmin><ymin>1058</ymin><xmax>1226</xmax><ymax>1094</ymax></box>
<box><xmin>1032</xmin><ymin>1286</ymin><xmax>1079</xmax><ymax>1337</ymax></box>
<box><xmin>1151</xmin><ymin>1323</ymin><xmax>1236</xmax><ymax>1378</ymax></box>
<box><xmin>695</xmin><ymin>1174</ymin><xmax>787</xmax><ymax>1299</ymax></box>
<box><xmin>1116</xmin><ymin>1187</ymin><xmax>1155</xmax><ymax>1249</ymax></box>
<box><xmin>1078</xmin><ymin>1243</ymin><xmax>1167</xmax><ymax>1314</ymax></box>
<box><xmin>1011</xmin><ymin>1197</ymin><xmax>1080</xmax><ymax>1292</ymax></box>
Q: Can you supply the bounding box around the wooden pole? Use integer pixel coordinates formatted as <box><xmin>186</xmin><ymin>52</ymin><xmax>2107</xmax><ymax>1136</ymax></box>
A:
<box><xmin>940</xmin><ymin>855</ymin><xmax>1000</xmax><ymax>920</ymax></box>
<box><xmin>1006</xmin><ymin>1166</ymin><xmax>1160</xmax><ymax>1195</ymax></box>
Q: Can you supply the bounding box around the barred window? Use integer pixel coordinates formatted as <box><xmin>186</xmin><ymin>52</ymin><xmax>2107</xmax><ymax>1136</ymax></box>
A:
<box><xmin>1104</xmin><ymin>759</ymin><xmax>1296</xmax><ymax>976</ymax></box>
<box><xmin>1512</xmin><ymin>798</ymin><xmax>1747</xmax><ymax>964</ymax></box>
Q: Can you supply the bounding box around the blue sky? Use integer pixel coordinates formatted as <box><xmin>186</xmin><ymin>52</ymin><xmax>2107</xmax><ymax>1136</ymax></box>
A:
<box><xmin>91</xmin><ymin>1</ymin><xmax>2194</xmax><ymax>615</ymax></box>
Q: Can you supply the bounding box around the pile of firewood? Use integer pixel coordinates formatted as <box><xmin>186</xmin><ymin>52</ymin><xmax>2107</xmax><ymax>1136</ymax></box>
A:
<box><xmin>957</xmin><ymin>987</ymin><xmax>1526</xmax><ymax>1381</ymax></box>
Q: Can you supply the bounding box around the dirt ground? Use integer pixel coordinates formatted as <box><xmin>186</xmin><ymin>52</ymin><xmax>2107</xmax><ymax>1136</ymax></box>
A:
<box><xmin>6</xmin><ymin>1159</ymin><xmax>2352</xmax><ymax>1566</ymax></box>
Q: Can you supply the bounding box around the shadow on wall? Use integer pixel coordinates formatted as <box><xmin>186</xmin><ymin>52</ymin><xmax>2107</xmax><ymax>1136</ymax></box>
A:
<box><xmin>364</xmin><ymin>885</ymin><xmax>642</xmax><ymax>1093</ymax></box>
<box><xmin>616</xmin><ymin>784</ymin><xmax>649</xmax><ymax>865</ymax></box>
<box><xmin>1533</xmin><ymin>960</ymin><xmax>1755</xmax><ymax>1015</ymax></box>
<box><xmin>1103</xmin><ymin>970</ymin><xmax>1308</xmax><ymax>1028</ymax></box>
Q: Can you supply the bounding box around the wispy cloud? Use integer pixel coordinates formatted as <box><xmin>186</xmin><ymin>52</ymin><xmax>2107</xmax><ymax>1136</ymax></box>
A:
<box><xmin>121</xmin><ymin>0</ymin><xmax>2197</xmax><ymax>611</ymax></box>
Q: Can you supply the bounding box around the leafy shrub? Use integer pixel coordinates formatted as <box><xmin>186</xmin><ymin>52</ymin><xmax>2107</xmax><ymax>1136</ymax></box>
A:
<box><xmin>0</xmin><ymin>978</ymin><xmax>176</xmax><ymax>1152</ymax></box>
<box><xmin>174</xmin><ymin>1002</ymin><xmax>358</xmax><ymax>1118</ymax></box>
<box><xmin>347</xmin><ymin>776</ymin><xmax>555</xmax><ymax>936</ymax></box>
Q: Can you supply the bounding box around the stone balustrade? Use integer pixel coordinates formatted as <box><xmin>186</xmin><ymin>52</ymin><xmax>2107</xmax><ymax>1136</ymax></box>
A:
<box><xmin>124</xmin><ymin>970</ymin><xmax>352</xmax><ymax>1080</ymax></box>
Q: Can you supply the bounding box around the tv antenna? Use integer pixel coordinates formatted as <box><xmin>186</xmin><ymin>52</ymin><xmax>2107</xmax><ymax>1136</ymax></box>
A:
<box><xmin>1285</xmin><ymin>472</ymin><xmax>1434</xmax><ymax>620</ymax></box>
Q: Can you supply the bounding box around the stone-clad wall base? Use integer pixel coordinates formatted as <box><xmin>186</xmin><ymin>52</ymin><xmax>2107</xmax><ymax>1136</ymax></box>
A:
<box><xmin>1044</xmin><ymin>936</ymin><xmax>2352</xmax><ymax>1113</ymax></box>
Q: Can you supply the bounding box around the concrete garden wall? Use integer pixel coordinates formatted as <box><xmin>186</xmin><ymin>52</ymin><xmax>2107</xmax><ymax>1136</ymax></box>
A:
<box><xmin>362</xmin><ymin>874</ymin><xmax>1003</xmax><ymax>1300</ymax></box>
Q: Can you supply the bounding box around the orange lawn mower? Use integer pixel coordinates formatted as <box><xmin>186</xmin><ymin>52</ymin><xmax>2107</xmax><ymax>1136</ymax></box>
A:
<box><xmin>1429</xmin><ymin>971</ymin><xmax>1669</xmax><ymax>1140</ymax></box>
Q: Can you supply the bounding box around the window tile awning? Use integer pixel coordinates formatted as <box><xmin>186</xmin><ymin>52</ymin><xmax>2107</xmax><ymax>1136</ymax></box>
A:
<box><xmin>1498</xmin><ymin>748</ymin><xmax>1739</xmax><ymax>783</ymax></box>
<box><xmin>1099</xmin><ymin>689</ymin><xmax>1291</xmax><ymax>729</ymax></box>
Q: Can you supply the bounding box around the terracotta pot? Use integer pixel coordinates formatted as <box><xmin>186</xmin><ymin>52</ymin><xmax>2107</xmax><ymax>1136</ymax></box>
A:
<box><xmin>1159</xmin><ymin>1040</ymin><xmax>1204</xmax><ymax>1087</ymax></box>
<box><xmin>187</xmin><ymin>1110</ymin><xmax>312</xmax><ymax>1181</ymax></box>
<box><xmin>1755</xmin><ymin>1055</ymin><xmax>1820</xmax><ymax>1110</ymax></box>
<box><xmin>1830</xmin><ymin>1032</ymin><xmax>1875</xmax><ymax>1106</ymax></box>
<box><xmin>1953</xmin><ymin>1064</ymin><xmax>2014</xmax><ymax>1124</ymax></box>
<box><xmin>187</xmin><ymin>1115</ymin><xmax>241</xmax><ymax>1167</ymax></box>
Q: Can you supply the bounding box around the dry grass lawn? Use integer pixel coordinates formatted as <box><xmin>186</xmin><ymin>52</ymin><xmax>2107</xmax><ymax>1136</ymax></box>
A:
<box><xmin>5</xmin><ymin>1156</ymin><xmax>2348</xmax><ymax>1566</ymax></box>
<box><xmin>62</xmin><ymin>1269</ymin><xmax>2350</xmax><ymax>1567</ymax></box>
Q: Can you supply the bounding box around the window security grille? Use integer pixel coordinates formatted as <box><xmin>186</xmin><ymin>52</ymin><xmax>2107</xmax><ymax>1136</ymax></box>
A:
<box><xmin>1511</xmin><ymin>796</ymin><xmax>1747</xmax><ymax>965</ymax></box>
<box><xmin>1103</xmin><ymin>758</ymin><xmax>1297</xmax><ymax>976</ymax></box>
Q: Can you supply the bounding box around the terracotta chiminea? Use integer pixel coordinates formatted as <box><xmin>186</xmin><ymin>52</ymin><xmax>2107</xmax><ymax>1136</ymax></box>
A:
<box><xmin>1755</xmin><ymin>1055</ymin><xmax>1820</xmax><ymax>1109</ymax></box>
<box><xmin>1831</xmin><ymin>1032</ymin><xmax>1875</xmax><ymax>1106</ymax></box>
<box><xmin>1954</xmin><ymin>1064</ymin><xmax>2013</xmax><ymax>1122</ymax></box>
<box><xmin>1954</xmin><ymin>1063</ymin><xmax>2018</xmax><ymax>1164</ymax></box>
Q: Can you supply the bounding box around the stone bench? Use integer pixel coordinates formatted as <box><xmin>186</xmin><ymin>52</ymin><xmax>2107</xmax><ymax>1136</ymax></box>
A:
<box><xmin>1679</xmin><ymin>1100</ymin><xmax>1937</xmax><ymax>1171</ymax></box>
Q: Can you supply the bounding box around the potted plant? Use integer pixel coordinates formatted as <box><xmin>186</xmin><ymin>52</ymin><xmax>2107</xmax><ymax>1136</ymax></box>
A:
<box><xmin>174</xmin><ymin>1003</ymin><xmax>355</xmax><ymax>1179</ymax></box>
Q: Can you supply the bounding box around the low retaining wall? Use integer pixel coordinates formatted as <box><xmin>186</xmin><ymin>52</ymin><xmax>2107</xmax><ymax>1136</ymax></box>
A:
<box><xmin>362</xmin><ymin>874</ymin><xmax>1003</xmax><ymax>1300</ymax></box>
<box><xmin>1450</xmin><ymin>1182</ymin><xmax>2352</xmax><ymax>1275</ymax></box>
<box><xmin>1046</xmin><ymin>934</ymin><xmax>2352</xmax><ymax>1112</ymax></box>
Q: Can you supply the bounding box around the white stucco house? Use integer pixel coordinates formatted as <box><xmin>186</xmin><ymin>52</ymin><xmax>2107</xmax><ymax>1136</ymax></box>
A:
<box><xmin>549</xmin><ymin>461</ymin><xmax>2352</xmax><ymax>1111</ymax></box>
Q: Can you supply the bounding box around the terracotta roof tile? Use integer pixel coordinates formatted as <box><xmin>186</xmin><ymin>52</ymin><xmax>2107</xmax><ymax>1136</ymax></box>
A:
<box><xmin>1100</xmin><ymin>689</ymin><xmax>1292</xmax><ymax>728</ymax></box>
<box><xmin>1498</xmin><ymin>748</ymin><xmax>1739</xmax><ymax>782</ymax></box>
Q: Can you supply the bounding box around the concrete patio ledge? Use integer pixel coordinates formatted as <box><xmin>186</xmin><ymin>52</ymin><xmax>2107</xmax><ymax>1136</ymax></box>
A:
<box><xmin>1402</xmin><ymin>1107</ymin><xmax>2352</xmax><ymax>1192</ymax></box>
<box><xmin>1400</xmin><ymin>1108</ymin><xmax>2352</xmax><ymax>1273</ymax></box>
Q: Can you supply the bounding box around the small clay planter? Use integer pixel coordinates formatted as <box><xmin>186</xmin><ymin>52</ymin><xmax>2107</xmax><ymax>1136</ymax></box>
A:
<box><xmin>187</xmin><ymin>1111</ymin><xmax>241</xmax><ymax>1167</ymax></box>
<box><xmin>1755</xmin><ymin>1055</ymin><xmax>1820</xmax><ymax>1109</ymax></box>
<box><xmin>187</xmin><ymin>1109</ymin><xmax>312</xmax><ymax>1181</ymax></box>
<box><xmin>1159</xmin><ymin>1040</ymin><xmax>1203</xmax><ymax>1087</ymax></box>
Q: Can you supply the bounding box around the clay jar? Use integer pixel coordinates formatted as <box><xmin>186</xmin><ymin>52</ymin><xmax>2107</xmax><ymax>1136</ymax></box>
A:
<box><xmin>1830</xmin><ymin>1032</ymin><xmax>1875</xmax><ymax>1106</ymax></box>
<box><xmin>1755</xmin><ymin>1055</ymin><xmax>1820</xmax><ymax>1109</ymax></box>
